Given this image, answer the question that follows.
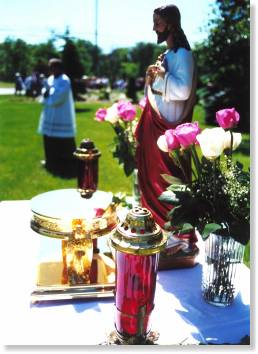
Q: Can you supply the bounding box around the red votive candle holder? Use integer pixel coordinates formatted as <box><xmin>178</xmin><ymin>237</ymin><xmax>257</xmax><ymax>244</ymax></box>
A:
<box><xmin>73</xmin><ymin>139</ymin><xmax>101</xmax><ymax>199</ymax></box>
<box><xmin>110</xmin><ymin>207</ymin><xmax>167</xmax><ymax>344</ymax></box>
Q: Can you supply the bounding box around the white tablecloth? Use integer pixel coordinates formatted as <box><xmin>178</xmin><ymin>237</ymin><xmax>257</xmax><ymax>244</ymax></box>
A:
<box><xmin>0</xmin><ymin>200</ymin><xmax>250</xmax><ymax>346</ymax></box>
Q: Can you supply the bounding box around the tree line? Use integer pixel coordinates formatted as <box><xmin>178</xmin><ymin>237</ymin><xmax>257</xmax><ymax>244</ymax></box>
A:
<box><xmin>0</xmin><ymin>0</ymin><xmax>250</xmax><ymax>132</ymax></box>
<box><xmin>0</xmin><ymin>29</ymin><xmax>165</xmax><ymax>85</ymax></box>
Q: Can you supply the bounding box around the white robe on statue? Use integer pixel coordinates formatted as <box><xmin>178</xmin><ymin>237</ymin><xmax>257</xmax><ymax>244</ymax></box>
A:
<box><xmin>151</xmin><ymin>47</ymin><xmax>196</xmax><ymax>124</ymax></box>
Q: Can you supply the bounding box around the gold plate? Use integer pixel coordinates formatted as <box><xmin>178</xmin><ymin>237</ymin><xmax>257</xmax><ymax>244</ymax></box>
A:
<box><xmin>30</xmin><ymin>189</ymin><xmax>118</xmax><ymax>239</ymax></box>
<box><xmin>31</xmin><ymin>250</ymin><xmax>115</xmax><ymax>303</ymax></box>
<box><xmin>31</xmin><ymin>283</ymin><xmax>115</xmax><ymax>302</ymax></box>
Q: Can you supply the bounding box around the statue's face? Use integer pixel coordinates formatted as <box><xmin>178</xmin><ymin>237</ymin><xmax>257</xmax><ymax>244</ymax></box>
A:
<box><xmin>153</xmin><ymin>13</ymin><xmax>170</xmax><ymax>44</ymax></box>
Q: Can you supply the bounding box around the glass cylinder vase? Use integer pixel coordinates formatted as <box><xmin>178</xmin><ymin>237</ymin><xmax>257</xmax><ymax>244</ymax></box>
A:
<box><xmin>202</xmin><ymin>233</ymin><xmax>245</xmax><ymax>307</ymax></box>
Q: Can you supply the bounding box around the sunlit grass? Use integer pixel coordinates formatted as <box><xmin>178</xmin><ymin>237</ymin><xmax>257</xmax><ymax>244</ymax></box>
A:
<box><xmin>0</xmin><ymin>81</ymin><xmax>13</xmax><ymax>88</ymax></box>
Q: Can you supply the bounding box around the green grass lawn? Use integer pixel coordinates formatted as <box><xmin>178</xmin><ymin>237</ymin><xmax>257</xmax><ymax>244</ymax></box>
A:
<box><xmin>0</xmin><ymin>81</ymin><xmax>13</xmax><ymax>88</ymax></box>
<box><xmin>0</xmin><ymin>95</ymin><xmax>133</xmax><ymax>200</ymax></box>
<box><xmin>0</xmin><ymin>95</ymin><xmax>250</xmax><ymax>266</ymax></box>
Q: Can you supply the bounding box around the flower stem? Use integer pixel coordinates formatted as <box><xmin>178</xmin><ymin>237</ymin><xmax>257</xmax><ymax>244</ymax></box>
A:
<box><xmin>191</xmin><ymin>145</ymin><xmax>202</xmax><ymax>181</ymax></box>
<box><xmin>230</xmin><ymin>130</ymin><xmax>233</xmax><ymax>154</ymax></box>
<box><xmin>213</xmin><ymin>159</ymin><xmax>216</xmax><ymax>206</ymax></box>
<box><xmin>226</xmin><ymin>130</ymin><xmax>233</xmax><ymax>168</ymax></box>
<box><xmin>175</xmin><ymin>149</ymin><xmax>190</xmax><ymax>184</ymax></box>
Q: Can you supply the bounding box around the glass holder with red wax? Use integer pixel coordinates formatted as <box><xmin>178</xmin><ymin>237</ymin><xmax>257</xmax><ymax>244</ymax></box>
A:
<box><xmin>109</xmin><ymin>206</ymin><xmax>167</xmax><ymax>345</ymax></box>
<box><xmin>73</xmin><ymin>139</ymin><xmax>101</xmax><ymax>199</ymax></box>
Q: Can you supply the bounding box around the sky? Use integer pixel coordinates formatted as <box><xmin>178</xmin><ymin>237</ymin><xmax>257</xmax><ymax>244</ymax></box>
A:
<box><xmin>0</xmin><ymin>0</ymin><xmax>215</xmax><ymax>53</ymax></box>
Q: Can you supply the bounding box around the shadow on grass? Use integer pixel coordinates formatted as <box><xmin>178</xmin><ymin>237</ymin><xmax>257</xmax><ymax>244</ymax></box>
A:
<box><xmin>42</xmin><ymin>164</ymin><xmax>77</xmax><ymax>179</ymax></box>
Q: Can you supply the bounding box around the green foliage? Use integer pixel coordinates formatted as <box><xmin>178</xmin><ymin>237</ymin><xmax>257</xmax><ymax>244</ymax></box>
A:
<box><xmin>30</xmin><ymin>41</ymin><xmax>59</xmax><ymax>74</ymax></box>
<box><xmin>100</xmin><ymin>48</ymin><xmax>130</xmax><ymax>83</ymax></box>
<box><xmin>112</xmin><ymin>129</ymin><xmax>136</xmax><ymax>176</ymax></box>
<box><xmin>130</xmin><ymin>42</ymin><xmax>166</xmax><ymax>77</ymax></box>
<box><xmin>194</xmin><ymin>0</ymin><xmax>250</xmax><ymax>132</ymax></box>
<box><xmin>202</xmin><ymin>223</ymin><xmax>222</xmax><ymax>239</ymax></box>
<box><xmin>121</xmin><ymin>62</ymin><xmax>139</xmax><ymax>79</ymax></box>
<box><xmin>61</xmin><ymin>29</ymin><xmax>83</xmax><ymax>74</ymax></box>
<box><xmin>0</xmin><ymin>35</ymin><xmax>166</xmax><ymax>88</ymax></box>
<box><xmin>159</xmin><ymin>152</ymin><xmax>250</xmax><ymax>246</ymax></box>
<box><xmin>0</xmin><ymin>38</ymin><xmax>32</xmax><ymax>80</ymax></box>
<box><xmin>75</xmin><ymin>39</ymin><xmax>99</xmax><ymax>76</ymax></box>
<box><xmin>61</xmin><ymin>30</ymin><xmax>85</xmax><ymax>98</ymax></box>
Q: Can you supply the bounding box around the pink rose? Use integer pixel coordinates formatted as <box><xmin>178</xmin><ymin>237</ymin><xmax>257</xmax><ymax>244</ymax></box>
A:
<box><xmin>165</xmin><ymin>129</ymin><xmax>180</xmax><ymax>150</ymax></box>
<box><xmin>216</xmin><ymin>108</ymin><xmax>240</xmax><ymax>129</ymax></box>
<box><xmin>95</xmin><ymin>108</ymin><xmax>107</xmax><ymax>122</ymax></box>
<box><xmin>117</xmin><ymin>101</ymin><xmax>137</xmax><ymax>121</ymax></box>
<box><xmin>174</xmin><ymin>122</ymin><xmax>201</xmax><ymax>148</ymax></box>
<box><xmin>94</xmin><ymin>208</ymin><xmax>105</xmax><ymax>217</ymax></box>
<box><xmin>138</xmin><ymin>97</ymin><xmax>147</xmax><ymax>110</ymax></box>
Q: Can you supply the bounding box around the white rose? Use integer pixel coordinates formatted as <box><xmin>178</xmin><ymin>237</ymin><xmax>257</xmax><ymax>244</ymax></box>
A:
<box><xmin>223</xmin><ymin>131</ymin><xmax>242</xmax><ymax>151</ymax></box>
<box><xmin>196</xmin><ymin>127</ymin><xmax>226</xmax><ymax>160</ymax></box>
<box><xmin>105</xmin><ymin>103</ymin><xmax>119</xmax><ymax>124</ymax></box>
<box><xmin>157</xmin><ymin>135</ymin><xmax>169</xmax><ymax>152</ymax></box>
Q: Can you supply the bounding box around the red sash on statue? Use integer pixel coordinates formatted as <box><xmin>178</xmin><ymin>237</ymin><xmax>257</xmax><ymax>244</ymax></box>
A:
<box><xmin>135</xmin><ymin>98</ymin><xmax>190</xmax><ymax>228</ymax></box>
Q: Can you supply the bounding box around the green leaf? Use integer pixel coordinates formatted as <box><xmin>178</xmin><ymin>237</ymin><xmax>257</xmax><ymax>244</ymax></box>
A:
<box><xmin>161</xmin><ymin>174</ymin><xmax>184</xmax><ymax>185</ymax></box>
<box><xmin>236</xmin><ymin>161</ymin><xmax>244</xmax><ymax>170</ymax></box>
<box><xmin>167</xmin><ymin>184</ymin><xmax>188</xmax><ymax>192</ymax></box>
<box><xmin>167</xmin><ymin>205</ymin><xmax>182</xmax><ymax>217</ymax></box>
<box><xmin>158</xmin><ymin>191</ymin><xmax>180</xmax><ymax>205</ymax></box>
<box><xmin>179</xmin><ymin>223</ymin><xmax>194</xmax><ymax>234</ymax></box>
<box><xmin>202</xmin><ymin>223</ymin><xmax>222</xmax><ymax>240</ymax></box>
<box><xmin>163</xmin><ymin>221</ymin><xmax>172</xmax><ymax>230</ymax></box>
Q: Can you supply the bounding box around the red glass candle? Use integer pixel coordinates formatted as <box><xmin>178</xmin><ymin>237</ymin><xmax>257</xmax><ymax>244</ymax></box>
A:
<box><xmin>110</xmin><ymin>207</ymin><xmax>167</xmax><ymax>344</ymax></box>
<box><xmin>115</xmin><ymin>251</ymin><xmax>159</xmax><ymax>337</ymax></box>
<box><xmin>74</xmin><ymin>139</ymin><xmax>101</xmax><ymax>198</ymax></box>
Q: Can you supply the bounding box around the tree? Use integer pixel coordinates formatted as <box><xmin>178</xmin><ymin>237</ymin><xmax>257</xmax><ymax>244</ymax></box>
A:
<box><xmin>74</xmin><ymin>39</ymin><xmax>95</xmax><ymax>75</ymax></box>
<box><xmin>194</xmin><ymin>0</ymin><xmax>250</xmax><ymax>132</ymax></box>
<box><xmin>130</xmin><ymin>42</ymin><xmax>165</xmax><ymax>77</ymax></box>
<box><xmin>0</xmin><ymin>38</ymin><xmax>32</xmax><ymax>81</ymax></box>
<box><xmin>61</xmin><ymin>29</ymin><xmax>85</xmax><ymax>98</ymax></box>
<box><xmin>30</xmin><ymin>40</ymin><xmax>59</xmax><ymax>75</ymax></box>
<box><xmin>104</xmin><ymin>48</ymin><xmax>130</xmax><ymax>84</ymax></box>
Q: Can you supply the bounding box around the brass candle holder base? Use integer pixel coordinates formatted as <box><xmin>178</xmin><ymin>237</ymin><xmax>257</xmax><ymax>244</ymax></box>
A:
<box><xmin>102</xmin><ymin>330</ymin><xmax>159</xmax><ymax>345</ymax></box>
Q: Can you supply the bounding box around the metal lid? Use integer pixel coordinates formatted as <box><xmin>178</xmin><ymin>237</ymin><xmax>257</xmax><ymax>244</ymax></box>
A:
<box><xmin>110</xmin><ymin>207</ymin><xmax>167</xmax><ymax>255</ymax></box>
<box><xmin>73</xmin><ymin>139</ymin><xmax>101</xmax><ymax>160</ymax></box>
<box><xmin>30</xmin><ymin>189</ymin><xmax>118</xmax><ymax>239</ymax></box>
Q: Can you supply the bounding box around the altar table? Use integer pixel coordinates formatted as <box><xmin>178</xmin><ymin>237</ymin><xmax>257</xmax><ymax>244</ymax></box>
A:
<box><xmin>0</xmin><ymin>200</ymin><xmax>250</xmax><ymax>346</ymax></box>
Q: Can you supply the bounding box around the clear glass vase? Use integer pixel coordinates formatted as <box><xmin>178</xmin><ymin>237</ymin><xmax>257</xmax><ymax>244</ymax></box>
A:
<box><xmin>202</xmin><ymin>233</ymin><xmax>245</xmax><ymax>307</ymax></box>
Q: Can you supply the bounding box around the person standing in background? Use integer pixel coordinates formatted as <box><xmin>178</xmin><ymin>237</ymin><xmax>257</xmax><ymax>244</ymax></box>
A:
<box><xmin>14</xmin><ymin>72</ymin><xmax>24</xmax><ymax>95</ymax></box>
<box><xmin>38</xmin><ymin>58</ymin><xmax>77</xmax><ymax>178</ymax></box>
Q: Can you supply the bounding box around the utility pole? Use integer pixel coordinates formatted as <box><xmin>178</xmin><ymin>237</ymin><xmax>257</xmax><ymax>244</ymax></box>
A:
<box><xmin>94</xmin><ymin>0</ymin><xmax>99</xmax><ymax>75</ymax></box>
<box><xmin>95</xmin><ymin>0</ymin><xmax>98</xmax><ymax>47</ymax></box>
